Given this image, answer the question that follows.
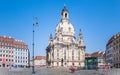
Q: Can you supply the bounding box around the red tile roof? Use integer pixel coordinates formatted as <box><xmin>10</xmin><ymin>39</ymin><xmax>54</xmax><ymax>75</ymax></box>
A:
<box><xmin>106</xmin><ymin>35</ymin><xmax>114</xmax><ymax>46</ymax></box>
<box><xmin>85</xmin><ymin>53</ymin><xmax>91</xmax><ymax>57</ymax></box>
<box><xmin>35</xmin><ymin>56</ymin><xmax>46</xmax><ymax>60</ymax></box>
<box><xmin>0</xmin><ymin>36</ymin><xmax>28</xmax><ymax>49</ymax></box>
<box><xmin>85</xmin><ymin>51</ymin><xmax>105</xmax><ymax>57</ymax></box>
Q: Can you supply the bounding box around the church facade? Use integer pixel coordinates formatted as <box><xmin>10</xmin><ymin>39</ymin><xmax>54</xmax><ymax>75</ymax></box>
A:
<box><xmin>46</xmin><ymin>6</ymin><xmax>86</xmax><ymax>67</ymax></box>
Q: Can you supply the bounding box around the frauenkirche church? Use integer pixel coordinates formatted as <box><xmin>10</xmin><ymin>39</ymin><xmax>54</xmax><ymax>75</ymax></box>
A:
<box><xmin>46</xmin><ymin>6</ymin><xmax>86</xmax><ymax>67</ymax></box>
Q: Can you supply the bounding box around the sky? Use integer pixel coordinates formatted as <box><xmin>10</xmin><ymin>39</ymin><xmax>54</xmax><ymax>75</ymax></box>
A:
<box><xmin>0</xmin><ymin>0</ymin><xmax>120</xmax><ymax>57</ymax></box>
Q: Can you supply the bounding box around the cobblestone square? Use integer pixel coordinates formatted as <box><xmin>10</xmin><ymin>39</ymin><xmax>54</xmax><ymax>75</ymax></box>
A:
<box><xmin>0</xmin><ymin>67</ymin><xmax>120</xmax><ymax>75</ymax></box>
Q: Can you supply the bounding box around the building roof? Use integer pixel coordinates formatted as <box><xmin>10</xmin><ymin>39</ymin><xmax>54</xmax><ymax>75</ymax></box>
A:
<box><xmin>91</xmin><ymin>51</ymin><xmax>105</xmax><ymax>57</ymax></box>
<box><xmin>85</xmin><ymin>53</ymin><xmax>91</xmax><ymax>57</ymax></box>
<box><xmin>0</xmin><ymin>36</ymin><xmax>28</xmax><ymax>49</ymax></box>
<box><xmin>106</xmin><ymin>35</ymin><xmax>114</xmax><ymax>46</ymax></box>
<box><xmin>35</xmin><ymin>56</ymin><xmax>46</xmax><ymax>60</ymax></box>
<box><xmin>106</xmin><ymin>32</ymin><xmax>120</xmax><ymax>46</ymax></box>
<box><xmin>85</xmin><ymin>51</ymin><xmax>105</xmax><ymax>57</ymax></box>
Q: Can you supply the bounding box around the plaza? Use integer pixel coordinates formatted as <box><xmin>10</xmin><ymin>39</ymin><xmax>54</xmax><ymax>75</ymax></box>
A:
<box><xmin>0</xmin><ymin>67</ymin><xmax>120</xmax><ymax>75</ymax></box>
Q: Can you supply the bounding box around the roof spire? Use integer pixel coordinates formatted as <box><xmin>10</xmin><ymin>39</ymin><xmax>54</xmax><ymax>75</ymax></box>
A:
<box><xmin>80</xmin><ymin>29</ymin><xmax>82</xmax><ymax>32</ymax></box>
<box><xmin>49</xmin><ymin>33</ymin><xmax>53</xmax><ymax>39</ymax></box>
<box><xmin>78</xmin><ymin>29</ymin><xmax>85</xmax><ymax>47</ymax></box>
<box><xmin>79</xmin><ymin>29</ymin><xmax>82</xmax><ymax>36</ymax></box>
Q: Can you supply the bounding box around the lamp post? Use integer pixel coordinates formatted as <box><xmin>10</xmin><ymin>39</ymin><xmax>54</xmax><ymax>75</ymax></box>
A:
<box><xmin>32</xmin><ymin>17</ymin><xmax>38</xmax><ymax>74</ymax></box>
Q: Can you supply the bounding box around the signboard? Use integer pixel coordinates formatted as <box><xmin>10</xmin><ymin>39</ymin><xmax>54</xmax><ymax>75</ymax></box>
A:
<box><xmin>2</xmin><ymin>58</ymin><xmax>6</xmax><ymax>63</ymax></box>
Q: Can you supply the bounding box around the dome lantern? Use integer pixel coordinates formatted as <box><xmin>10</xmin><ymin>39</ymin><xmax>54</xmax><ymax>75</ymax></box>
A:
<box><xmin>61</xmin><ymin>6</ymin><xmax>69</xmax><ymax>22</ymax></box>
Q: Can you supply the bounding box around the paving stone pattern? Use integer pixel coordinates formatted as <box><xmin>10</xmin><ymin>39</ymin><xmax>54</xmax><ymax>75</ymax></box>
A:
<box><xmin>0</xmin><ymin>67</ymin><xmax>120</xmax><ymax>75</ymax></box>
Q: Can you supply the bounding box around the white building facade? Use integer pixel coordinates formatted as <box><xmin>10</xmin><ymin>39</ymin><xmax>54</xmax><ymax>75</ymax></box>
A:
<box><xmin>106</xmin><ymin>32</ymin><xmax>120</xmax><ymax>68</ymax></box>
<box><xmin>13</xmin><ymin>40</ymin><xmax>29</xmax><ymax>68</ymax></box>
<box><xmin>0</xmin><ymin>36</ymin><xmax>29</xmax><ymax>68</ymax></box>
<box><xmin>106</xmin><ymin>36</ymin><xmax>114</xmax><ymax>67</ymax></box>
<box><xmin>30</xmin><ymin>56</ymin><xmax>46</xmax><ymax>67</ymax></box>
<box><xmin>0</xmin><ymin>36</ymin><xmax>14</xmax><ymax>67</ymax></box>
<box><xmin>46</xmin><ymin>6</ymin><xmax>86</xmax><ymax>67</ymax></box>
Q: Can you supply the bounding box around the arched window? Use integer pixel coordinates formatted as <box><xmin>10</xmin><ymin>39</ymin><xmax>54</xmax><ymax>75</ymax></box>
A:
<box><xmin>72</xmin><ymin>50</ymin><xmax>74</xmax><ymax>60</ymax></box>
<box><xmin>65</xmin><ymin>13</ymin><xmax>67</xmax><ymax>18</ymax></box>
<box><xmin>78</xmin><ymin>50</ymin><xmax>80</xmax><ymax>60</ymax></box>
<box><xmin>57</xmin><ymin>49</ymin><xmax>59</xmax><ymax>59</ymax></box>
<box><xmin>64</xmin><ymin>49</ymin><xmax>66</xmax><ymax>60</ymax></box>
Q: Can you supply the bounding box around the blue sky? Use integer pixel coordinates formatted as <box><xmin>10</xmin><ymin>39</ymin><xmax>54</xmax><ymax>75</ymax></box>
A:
<box><xmin>0</xmin><ymin>0</ymin><xmax>120</xmax><ymax>57</ymax></box>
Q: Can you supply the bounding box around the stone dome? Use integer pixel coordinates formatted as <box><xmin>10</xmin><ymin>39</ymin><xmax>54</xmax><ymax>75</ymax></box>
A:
<box><xmin>56</xmin><ymin>21</ymin><xmax>75</xmax><ymax>36</ymax></box>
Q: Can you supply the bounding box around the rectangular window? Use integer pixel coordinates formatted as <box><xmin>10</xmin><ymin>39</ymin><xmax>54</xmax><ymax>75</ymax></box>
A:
<box><xmin>9</xmin><ymin>55</ymin><xmax>10</xmax><ymax>57</ymax></box>
<box><xmin>0</xmin><ymin>58</ymin><xmax>2</xmax><ymax>61</ymax></box>
<box><xmin>3</xmin><ymin>54</ymin><xmax>5</xmax><ymax>57</ymax></box>
<box><xmin>6</xmin><ymin>55</ymin><xmax>8</xmax><ymax>57</ymax></box>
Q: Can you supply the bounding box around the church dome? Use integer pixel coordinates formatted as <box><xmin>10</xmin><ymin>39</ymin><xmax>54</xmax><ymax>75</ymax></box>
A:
<box><xmin>56</xmin><ymin>21</ymin><xmax>75</xmax><ymax>36</ymax></box>
<box><xmin>55</xmin><ymin>6</ymin><xmax>75</xmax><ymax>37</ymax></box>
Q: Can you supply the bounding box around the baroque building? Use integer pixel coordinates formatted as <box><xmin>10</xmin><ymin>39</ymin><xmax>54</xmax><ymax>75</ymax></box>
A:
<box><xmin>46</xmin><ymin>6</ymin><xmax>86</xmax><ymax>67</ymax></box>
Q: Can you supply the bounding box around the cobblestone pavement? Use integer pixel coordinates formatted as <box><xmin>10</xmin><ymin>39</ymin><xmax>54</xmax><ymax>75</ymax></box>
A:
<box><xmin>0</xmin><ymin>67</ymin><xmax>120</xmax><ymax>75</ymax></box>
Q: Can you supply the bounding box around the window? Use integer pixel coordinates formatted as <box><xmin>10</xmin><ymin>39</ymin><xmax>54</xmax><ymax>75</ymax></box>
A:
<box><xmin>65</xmin><ymin>13</ymin><xmax>67</xmax><ymax>18</ymax></box>
<box><xmin>72</xmin><ymin>50</ymin><xmax>74</xmax><ymax>60</ymax></box>
<box><xmin>70</xmin><ymin>38</ymin><xmax>73</xmax><ymax>43</ymax></box>
<box><xmin>0</xmin><ymin>58</ymin><xmax>2</xmax><ymax>61</ymax></box>
<box><xmin>60</xmin><ymin>28</ymin><xmax>63</xmax><ymax>32</ymax></box>
<box><xmin>72</xmin><ymin>45</ymin><xmax>74</xmax><ymax>48</ymax></box>
<box><xmin>6</xmin><ymin>55</ymin><xmax>8</xmax><ymax>57</ymax></box>
<box><xmin>64</xmin><ymin>49</ymin><xmax>66</xmax><ymax>60</ymax></box>
<box><xmin>69</xmin><ymin>27</ymin><xmax>71</xmax><ymax>32</ymax></box>
<box><xmin>57</xmin><ymin>38</ymin><xmax>59</xmax><ymax>41</ymax></box>
<box><xmin>78</xmin><ymin>50</ymin><xmax>80</xmax><ymax>60</ymax></box>
<box><xmin>57</xmin><ymin>49</ymin><xmax>59</xmax><ymax>59</ymax></box>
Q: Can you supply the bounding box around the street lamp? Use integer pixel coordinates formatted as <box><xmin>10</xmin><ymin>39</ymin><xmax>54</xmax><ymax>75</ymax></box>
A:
<box><xmin>32</xmin><ymin>17</ymin><xmax>38</xmax><ymax>74</ymax></box>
